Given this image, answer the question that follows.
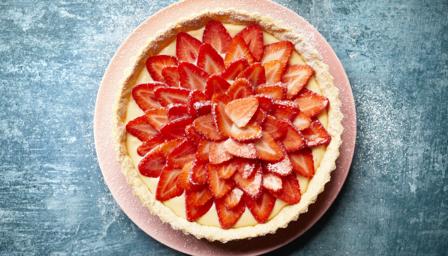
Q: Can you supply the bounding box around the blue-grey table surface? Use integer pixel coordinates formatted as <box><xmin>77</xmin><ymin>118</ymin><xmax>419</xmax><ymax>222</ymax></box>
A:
<box><xmin>0</xmin><ymin>0</ymin><xmax>447</xmax><ymax>255</ymax></box>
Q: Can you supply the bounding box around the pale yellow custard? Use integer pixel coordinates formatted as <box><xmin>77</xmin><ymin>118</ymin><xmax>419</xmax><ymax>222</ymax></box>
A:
<box><xmin>124</xmin><ymin>24</ymin><xmax>328</xmax><ymax>228</ymax></box>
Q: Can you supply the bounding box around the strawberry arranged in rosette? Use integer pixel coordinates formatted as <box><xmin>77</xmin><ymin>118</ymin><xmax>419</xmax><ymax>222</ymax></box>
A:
<box><xmin>126</xmin><ymin>20</ymin><xmax>330</xmax><ymax>229</ymax></box>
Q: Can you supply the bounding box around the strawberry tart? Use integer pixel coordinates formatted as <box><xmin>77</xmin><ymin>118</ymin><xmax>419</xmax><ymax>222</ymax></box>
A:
<box><xmin>114</xmin><ymin>10</ymin><xmax>343</xmax><ymax>242</ymax></box>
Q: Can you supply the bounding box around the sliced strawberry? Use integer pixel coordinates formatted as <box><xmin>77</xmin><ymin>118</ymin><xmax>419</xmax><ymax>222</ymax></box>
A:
<box><xmin>178</xmin><ymin>161</ymin><xmax>199</xmax><ymax>191</ymax></box>
<box><xmin>126</xmin><ymin>115</ymin><xmax>158</xmax><ymax>141</ymax></box>
<box><xmin>158</xmin><ymin>139</ymin><xmax>183</xmax><ymax>156</ymax></box>
<box><xmin>138</xmin><ymin>146</ymin><xmax>165</xmax><ymax>177</ymax></box>
<box><xmin>282</xmin><ymin>122</ymin><xmax>306</xmax><ymax>152</ymax></box>
<box><xmin>224</xmin><ymin>96</ymin><xmax>259</xmax><ymax>128</ymax></box>
<box><xmin>255</xmin><ymin>84</ymin><xmax>285</xmax><ymax>100</ymax></box>
<box><xmin>234</xmin><ymin>166</ymin><xmax>263</xmax><ymax>199</ymax></box>
<box><xmin>292</xmin><ymin>112</ymin><xmax>312</xmax><ymax>130</ymax></box>
<box><xmin>161</xmin><ymin>66</ymin><xmax>180</xmax><ymax>86</ymax></box>
<box><xmin>202</xmin><ymin>20</ymin><xmax>232</xmax><ymax>54</ymax></box>
<box><xmin>186</xmin><ymin>188</ymin><xmax>214</xmax><ymax>221</ymax></box>
<box><xmin>205</xmin><ymin>75</ymin><xmax>231</xmax><ymax>98</ymax></box>
<box><xmin>193</xmin><ymin>101</ymin><xmax>212</xmax><ymax>116</ymax></box>
<box><xmin>191</xmin><ymin>159</ymin><xmax>209</xmax><ymax>185</ymax></box>
<box><xmin>197</xmin><ymin>43</ymin><xmax>225</xmax><ymax>75</ymax></box>
<box><xmin>215</xmin><ymin>197</ymin><xmax>245</xmax><ymax>229</ymax></box>
<box><xmin>264</xmin><ymin>60</ymin><xmax>286</xmax><ymax>84</ymax></box>
<box><xmin>193</xmin><ymin>114</ymin><xmax>224</xmax><ymax>141</ymax></box>
<box><xmin>212</xmin><ymin>102</ymin><xmax>232</xmax><ymax>137</ymax></box>
<box><xmin>262</xmin><ymin>115</ymin><xmax>288</xmax><ymax>140</ymax></box>
<box><xmin>210</xmin><ymin>93</ymin><xmax>231</xmax><ymax>104</ymax></box>
<box><xmin>156</xmin><ymin>166</ymin><xmax>184</xmax><ymax>201</ymax></box>
<box><xmin>223</xmin><ymin>138</ymin><xmax>257</xmax><ymax>159</ymax></box>
<box><xmin>262</xmin><ymin>173</ymin><xmax>283</xmax><ymax>193</ymax></box>
<box><xmin>224</xmin><ymin>36</ymin><xmax>255</xmax><ymax>66</ymax></box>
<box><xmin>237</xmin><ymin>160</ymin><xmax>256</xmax><ymax>179</ymax></box>
<box><xmin>185</xmin><ymin>124</ymin><xmax>202</xmax><ymax>143</ymax></box>
<box><xmin>214</xmin><ymin>159</ymin><xmax>241</xmax><ymax>179</ymax></box>
<box><xmin>208</xmin><ymin>164</ymin><xmax>234</xmax><ymax>198</ymax></box>
<box><xmin>137</xmin><ymin>133</ymin><xmax>165</xmax><ymax>156</ymax></box>
<box><xmin>146</xmin><ymin>55</ymin><xmax>178</xmax><ymax>82</ymax></box>
<box><xmin>245</xmin><ymin>191</ymin><xmax>275</xmax><ymax>223</ymax></box>
<box><xmin>187</xmin><ymin>90</ymin><xmax>207</xmax><ymax>116</ymax></box>
<box><xmin>196</xmin><ymin>140</ymin><xmax>211</xmax><ymax>162</ymax></box>
<box><xmin>261</xmin><ymin>41</ymin><xmax>293</xmax><ymax>66</ymax></box>
<box><xmin>154</xmin><ymin>87</ymin><xmax>190</xmax><ymax>106</ymax></box>
<box><xmin>178</xmin><ymin>62</ymin><xmax>209</xmax><ymax>91</ymax></box>
<box><xmin>221</xmin><ymin>59</ymin><xmax>249</xmax><ymax>80</ymax></box>
<box><xmin>209</xmin><ymin>141</ymin><xmax>233</xmax><ymax>164</ymax></box>
<box><xmin>265</xmin><ymin>153</ymin><xmax>293</xmax><ymax>176</ymax></box>
<box><xmin>227</xmin><ymin>78</ymin><xmax>254</xmax><ymax>100</ymax></box>
<box><xmin>252</xmin><ymin>108</ymin><xmax>267</xmax><ymax>124</ymax></box>
<box><xmin>176</xmin><ymin>32</ymin><xmax>202</xmax><ymax>63</ymax></box>
<box><xmin>302</xmin><ymin>120</ymin><xmax>331</xmax><ymax>147</ymax></box>
<box><xmin>271</xmin><ymin>174</ymin><xmax>301</xmax><ymax>204</ymax></box>
<box><xmin>255</xmin><ymin>132</ymin><xmax>284</xmax><ymax>162</ymax></box>
<box><xmin>254</xmin><ymin>95</ymin><xmax>274</xmax><ymax>112</ymax></box>
<box><xmin>294</xmin><ymin>88</ymin><xmax>329</xmax><ymax>117</ymax></box>
<box><xmin>237</xmin><ymin>63</ymin><xmax>266</xmax><ymax>86</ymax></box>
<box><xmin>185</xmin><ymin>185</ymin><xmax>213</xmax><ymax>206</ymax></box>
<box><xmin>272</xmin><ymin>100</ymin><xmax>299</xmax><ymax>120</ymax></box>
<box><xmin>235</xmin><ymin>24</ymin><xmax>264</xmax><ymax>61</ymax></box>
<box><xmin>224</xmin><ymin>187</ymin><xmax>244</xmax><ymax>209</ymax></box>
<box><xmin>167</xmin><ymin>104</ymin><xmax>189</xmax><ymax>121</ymax></box>
<box><xmin>167</xmin><ymin>139</ymin><xmax>197</xmax><ymax>168</ymax></box>
<box><xmin>160</xmin><ymin>116</ymin><xmax>192</xmax><ymax>139</ymax></box>
<box><xmin>132</xmin><ymin>83</ymin><xmax>166</xmax><ymax>111</ymax></box>
<box><xmin>282</xmin><ymin>65</ymin><xmax>314</xmax><ymax>99</ymax></box>
<box><xmin>229</xmin><ymin>122</ymin><xmax>263</xmax><ymax>142</ymax></box>
<box><xmin>290</xmin><ymin>148</ymin><xmax>315</xmax><ymax>178</ymax></box>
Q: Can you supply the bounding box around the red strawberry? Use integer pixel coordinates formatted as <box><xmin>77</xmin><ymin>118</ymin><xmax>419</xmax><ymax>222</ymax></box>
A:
<box><xmin>264</xmin><ymin>60</ymin><xmax>286</xmax><ymax>84</ymax></box>
<box><xmin>255</xmin><ymin>132</ymin><xmax>284</xmax><ymax>162</ymax></box>
<box><xmin>193</xmin><ymin>101</ymin><xmax>212</xmax><ymax>116</ymax></box>
<box><xmin>227</xmin><ymin>78</ymin><xmax>254</xmax><ymax>100</ymax></box>
<box><xmin>196</xmin><ymin>140</ymin><xmax>211</xmax><ymax>162</ymax></box>
<box><xmin>245</xmin><ymin>191</ymin><xmax>276</xmax><ymax>223</ymax></box>
<box><xmin>292</xmin><ymin>112</ymin><xmax>312</xmax><ymax>130</ymax></box>
<box><xmin>262</xmin><ymin>115</ymin><xmax>288</xmax><ymax>140</ymax></box>
<box><xmin>221</xmin><ymin>59</ymin><xmax>249</xmax><ymax>80</ymax></box>
<box><xmin>224</xmin><ymin>187</ymin><xmax>244</xmax><ymax>209</ymax></box>
<box><xmin>205</xmin><ymin>75</ymin><xmax>231</xmax><ymax>98</ymax></box>
<box><xmin>186</xmin><ymin>188</ymin><xmax>214</xmax><ymax>221</ymax></box>
<box><xmin>289</xmin><ymin>148</ymin><xmax>315</xmax><ymax>178</ymax></box>
<box><xmin>208</xmin><ymin>164</ymin><xmax>234</xmax><ymax>198</ymax></box>
<box><xmin>202</xmin><ymin>20</ymin><xmax>232</xmax><ymax>54</ymax></box>
<box><xmin>214</xmin><ymin>159</ymin><xmax>241</xmax><ymax>179</ymax></box>
<box><xmin>209</xmin><ymin>141</ymin><xmax>233</xmax><ymax>164</ymax></box>
<box><xmin>235</xmin><ymin>25</ymin><xmax>264</xmax><ymax>61</ymax></box>
<box><xmin>137</xmin><ymin>133</ymin><xmax>165</xmax><ymax>156</ymax></box>
<box><xmin>234</xmin><ymin>166</ymin><xmax>263</xmax><ymax>199</ymax></box>
<box><xmin>271</xmin><ymin>174</ymin><xmax>301</xmax><ymax>204</ymax></box>
<box><xmin>161</xmin><ymin>66</ymin><xmax>180</xmax><ymax>87</ymax></box>
<box><xmin>126</xmin><ymin>115</ymin><xmax>158</xmax><ymax>141</ymax></box>
<box><xmin>176</xmin><ymin>32</ymin><xmax>202</xmax><ymax>63</ymax></box>
<box><xmin>178</xmin><ymin>161</ymin><xmax>200</xmax><ymax>191</ymax></box>
<box><xmin>197</xmin><ymin>43</ymin><xmax>225</xmax><ymax>75</ymax></box>
<box><xmin>191</xmin><ymin>159</ymin><xmax>209</xmax><ymax>185</ymax></box>
<box><xmin>215</xmin><ymin>197</ymin><xmax>245</xmax><ymax>229</ymax></box>
<box><xmin>154</xmin><ymin>87</ymin><xmax>190</xmax><ymax>106</ymax></box>
<box><xmin>224</xmin><ymin>36</ymin><xmax>255</xmax><ymax>66</ymax></box>
<box><xmin>132</xmin><ymin>83</ymin><xmax>166</xmax><ymax>111</ymax></box>
<box><xmin>237</xmin><ymin>160</ymin><xmax>256</xmax><ymax>179</ymax></box>
<box><xmin>158</xmin><ymin>139</ymin><xmax>183</xmax><ymax>156</ymax></box>
<box><xmin>211</xmin><ymin>93</ymin><xmax>231</xmax><ymax>104</ymax></box>
<box><xmin>160</xmin><ymin>116</ymin><xmax>192</xmax><ymax>139</ymax></box>
<box><xmin>192</xmin><ymin>114</ymin><xmax>224</xmax><ymax>141</ymax></box>
<box><xmin>282</xmin><ymin>122</ymin><xmax>306</xmax><ymax>152</ymax></box>
<box><xmin>187</xmin><ymin>90</ymin><xmax>207</xmax><ymax>115</ymax></box>
<box><xmin>254</xmin><ymin>95</ymin><xmax>274</xmax><ymax>112</ymax></box>
<box><xmin>252</xmin><ymin>108</ymin><xmax>267</xmax><ymax>124</ymax></box>
<box><xmin>265</xmin><ymin>152</ymin><xmax>293</xmax><ymax>176</ymax></box>
<box><xmin>223</xmin><ymin>138</ymin><xmax>257</xmax><ymax>159</ymax></box>
<box><xmin>178</xmin><ymin>62</ymin><xmax>209</xmax><ymax>91</ymax></box>
<box><xmin>167</xmin><ymin>104</ymin><xmax>189</xmax><ymax>121</ymax></box>
<box><xmin>212</xmin><ymin>102</ymin><xmax>232</xmax><ymax>137</ymax></box>
<box><xmin>261</xmin><ymin>41</ymin><xmax>293</xmax><ymax>66</ymax></box>
<box><xmin>302</xmin><ymin>120</ymin><xmax>331</xmax><ymax>147</ymax></box>
<box><xmin>294</xmin><ymin>88</ymin><xmax>329</xmax><ymax>117</ymax></box>
<box><xmin>224</xmin><ymin>96</ymin><xmax>259</xmax><ymax>128</ymax></box>
<box><xmin>167</xmin><ymin>139</ymin><xmax>197</xmax><ymax>168</ymax></box>
<box><xmin>282</xmin><ymin>65</ymin><xmax>314</xmax><ymax>99</ymax></box>
<box><xmin>237</xmin><ymin>63</ymin><xmax>266</xmax><ymax>86</ymax></box>
<box><xmin>185</xmin><ymin>124</ymin><xmax>202</xmax><ymax>143</ymax></box>
<box><xmin>156</xmin><ymin>166</ymin><xmax>184</xmax><ymax>201</ymax></box>
<box><xmin>255</xmin><ymin>84</ymin><xmax>285</xmax><ymax>100</ymax></box>
<box><xmin>146</xmin><ymin>55</ymin><xmax>178</xmax><ymax>82</ymax></box>
<box><xmin>229</xmin><ymin>122</ymin><xmax>263</xmax><ymax>142</ymax></box>
<box><xmin>137</xmin><ymin>146</ymin><xmax>166</xmax><ymax>177</ymax></box>
<box><xmin>262</xmin><ymin>173</ymin><xmax>283</xmax><ymax>193</ymax></box>
<box><xmin>272</xmin><ymin>100</ymin><xmax>300</xmax><ymax>120</ymax></box>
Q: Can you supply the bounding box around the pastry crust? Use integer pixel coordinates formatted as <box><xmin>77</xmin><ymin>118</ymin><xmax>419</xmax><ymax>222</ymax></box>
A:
<box><xmin>114</xmin><ymin>9</ymin><xmax>343</xmax><ymax>242</ymax></box>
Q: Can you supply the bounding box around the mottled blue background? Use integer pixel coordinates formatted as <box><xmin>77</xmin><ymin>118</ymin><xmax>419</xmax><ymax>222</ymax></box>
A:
<box><xmin>0</xmin><ymin>0</ymin><xmax>447</xmax><ymax>255</ymax></box>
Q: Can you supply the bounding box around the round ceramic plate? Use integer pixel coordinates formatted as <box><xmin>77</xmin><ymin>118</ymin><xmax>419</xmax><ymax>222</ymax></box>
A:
<box><xmin>94</xmin><ymin>0</ymin><xmax>356</xmax><ymax>255</ymax></box>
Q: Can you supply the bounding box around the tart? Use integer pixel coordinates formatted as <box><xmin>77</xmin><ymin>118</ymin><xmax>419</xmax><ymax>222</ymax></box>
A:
<box><xmin>115</xmin><ymin>10</ymin><xmax>343</xmax><ymax>242</ymax></box>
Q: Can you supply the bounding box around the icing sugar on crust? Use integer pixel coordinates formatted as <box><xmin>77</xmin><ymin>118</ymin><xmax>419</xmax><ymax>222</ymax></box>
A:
<box><xmin>114</xmin><ymin>9</ymin><xmax>343</xmax><ymax>242</ymax></box>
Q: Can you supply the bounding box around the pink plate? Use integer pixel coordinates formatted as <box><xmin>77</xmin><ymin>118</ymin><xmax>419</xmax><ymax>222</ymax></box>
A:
<box><xmin>94</xmin><ymin>0</ymin><xmax>356</xmax><ymax>255</ymax></box>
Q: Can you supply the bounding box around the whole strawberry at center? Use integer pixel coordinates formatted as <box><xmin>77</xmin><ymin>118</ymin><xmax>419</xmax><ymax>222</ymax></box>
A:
<box><xmin>126</xmin><ymin>20</ymin><xmax>331</xmax><ymax>229</ymax></box>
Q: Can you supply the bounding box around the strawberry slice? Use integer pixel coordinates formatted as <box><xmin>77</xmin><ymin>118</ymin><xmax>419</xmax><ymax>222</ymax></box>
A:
<box><xmin>176</xmin><ymin>32</ymin><xmax>202</xmax><ymax>63</ymax></box>
<box><xmin>191</xmin><ymin>159</ymin><xmax>209</xmax><ymax>185</ymax></box>
<box><xmin>262</xmin><ymin>115</ymin><xmax>288</xmax><ymax>140</ymax></box>
<box><xmin>167</xmin><ymin>104</ymin><xmax>189</xmax><ymax>121</ymax></box>
<box><xmin>211</xmin><ymin>93</ymin><xmax>231</xmax><ymax>104</ymax></box>
<box><xmin>196</xmin><ymin>140</ymin><xmax>211</xmax><ymax>162</ymax></box>
<box><xmin>178</xmin><ymin>62</ymin><xmax>209</xmax><ymax>91</ymax></box>
<box><xmin>146</xmin><ymin>55</ymin><xmax>178</xmax><ymax>82</ymax></box>
<box><xmin>154</xmin><ymin>87</ymin><xmax>190</xmax><ymax>106</ymax></box>
<box><xmin>234</xmin><ymin>166</ymin><xmax>263</xmax><ymax>199</ymax></box>
<box><xmin>197</xmin><ymin>43</ymin><xmax>225</xmax><ymax>75</ymax></box>
<box><xmin>193</xmin><ymin>114</ymin><xmax>224</xmax><ymax>141</ymax></box>
<box><xmin>237</xmin><ymin>63</ymin><xmax>266</xmax><ymax>86</ymax></box>
<box><xmin>289</xmin><ymin>148</ymin><xmax>315</xmax><ymax>178</ymax></box>
<box><xmin>224</xmin><ymin>96</ymin><xmax>259</xmax><ymax>128</ymax></box>
<box><xmin>212</xmin><ymin>102</ymin><xmax>232</xmax><ymax>137</ymax></box>
<box><xmin>255</xmin><ymin>84</ymin><xmax>285</xmax><ymax>100</ymax></box>
<box><xmin>271</xmin><ymin>174</ymin><xmax>301</xmax><ymax>204</ymax></box>
<box><xmin>178</xmin><ymin>161</ymin><xmax>200</xmax><ymax>191</ymax></box>
<box><xmin>224</xmin><ymin>36</ymin><xmax>255</xmax><ymax>66</ymax></box>
<box><xmin>282</xmin><ymin>122</ymin><xmax>306</xmax><ymax>152</ymax></box>
<box><xmin>208</xmin><ymin>164</ymin><xmax>234</xmax><ymax>198</ymax></box>
<box><xmin>255</xmin><ymin>95</ymin><xmax>274</xmax><ymax>112</ymax></box>
<box><xmin>255</xmin><ymin>132</ymin><xmax>284</xmax><ymax>162</ymax></box>
<box><xmin>224</xmin><ymin>187</ymin><xmax>244</xmax><ymax>209</ymax></box>
<box><xmin>235</xmin><ymin>25</ymin><xmax>264</xmax><ymax>61</ymax></box>
<box><xmin>209</xmin><ymin>141</ymin><xmax>233</xmax><ymax>164</ymax></box>
<box><xmin>132</xmin><ymin>83</ymin><xmax>166</xmax><ymax>111</ymax></box>
<box><xmin>282</xmin><ymin>65</ymin><xmax>314</xmax><ymax>99</ymax></box>
<box><xmin>215</xmin><ymin>197</ymin><xmax>245</xmax><ymax>229</ymax></box>
<box><xmin>187</xmin><ymin>90</ymin><xmax>207</xmax><ymax>116</ymax></box>
<box><xmin>294</xmin><ymin>88</ymin><xmax>329</xmax><ymax>117</ymax></box>
<box><xmin>229</xmin><ymin>122</ymin><xmax>263</xmax><ymax>142</ymax></box>
<box><xmin>252</xmin><ymin>108</ymin><xmax>267</xmax><ymax>124</ymax></box>
<box><xmin>272</xmin><ymin>100</ymin><xmax>300</xmax><ymax>120</ymax></box>
<box><xmin>265</xmin><ymin>152</ymin><xmax>293</xmax><ymax>176</ymax></box>
<box><xmin>162</xmin><ymin>66</ymin><xmax>180</xmax><ymax>87</ymax></box>
<box><xmin>261</xmin><ymin>41</ymin><xmax>293</xmax><ymax>66</ymax></box>
<box><xmin>137</xmin><ymin>133</ymin><xmax>165</xmax><ymax>156</ymax></box>
<box><xmin>185</xmin><ymin>124</ymin><xmax>202</xmax><ymax>143</ymax></box>
<box><xmin>264</xmin><ymin>60</ymin><xmax>285</xmax><ymax>84</ymax></box>
<box><xmin>292</xmin><ymin>112</ymin><xmax>312</xmax><ymax>130</ymax></box>
<box><xmin>202</xmin><ymin>20</ymin><xmax>232</xmax><ymax>54</ymax></box>
<box><xmin>221</xmin><ymin>59</ymin><xmax>249</xmax><ymax>80</ymax></box>
<box><xmin>245</xmin><ymin>191</ymin><xmax>276</xmax><ymax>223</ymax></box>
<box><xmin>227</xmin><ymin>78</ymin><xmax>254</xmax><ymax>100</ymax></box>
<box><xmin>126</xmin><ymin>115</ymin><xmax>158</xmax><ymax>141</ymax></box>
<box><xmin>214</xmin><ymin>159</ymin><xmax>241</xmax><ymax>179</ymax></box>
<box><xmin>160</xmin><ymin>116</ymin><xmax>192</xmax><ymax>139</ymax></box>
<box><xmin>193</xmin><ymin>101</ymin><xmax>212</xmax><ymax>116</ymax></box>
<box><xmin>167</xmin><ymin>139</ymin><xmax>197</xmax><ymax>168</ymax></box>
<box><xmin>302</xmin><ymin>120</ymin><xmax>331</xmax><ymax>147</ymax></box>
<box><xmin>262</xmin><ymin>173</ymin><xmax>283</xmax><ymax>193</ymax></box>
<box><xmin>156</xmin><ymin>166</ymin><xmax>184</xmax><ymax>201</ymax></box>
<box><xmin>237</xmin><ymin>160</ymin><xmax>256</xmax><ymax>179</ymax></box>
<box><xmin>138</xmin><ymin>146</ymin><xmax>166</xmax><ymax>177</ymax></box>
<box><xmin>223</xmin><ymin>138</ymin><xmax>257</xmax><ymax>159</ymax></box>
<box><xmin>186</xmin><ymin>187</ymin><xmax>214</xmax><ymax>221</ymax></box>
<box><xmin>205</xmin><ymin>75</ymin><xmax>231</xmax><ymax>98</ymax></box>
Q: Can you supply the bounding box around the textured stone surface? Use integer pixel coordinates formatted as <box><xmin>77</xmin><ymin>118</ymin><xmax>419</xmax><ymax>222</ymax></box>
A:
<box><xmin>0</xmin><ymin>0</ymin><xmax>447</xmax><ymax>255</ymax></box>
